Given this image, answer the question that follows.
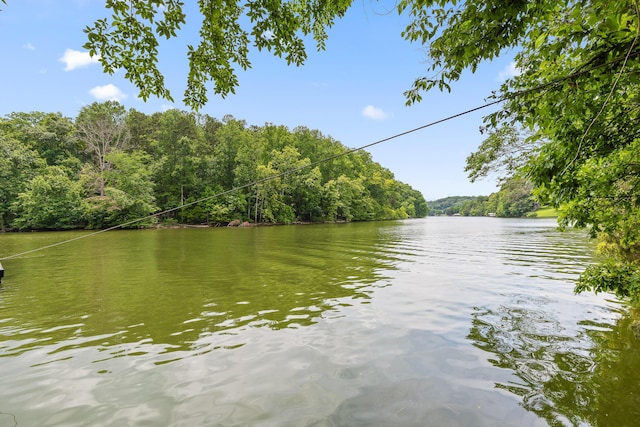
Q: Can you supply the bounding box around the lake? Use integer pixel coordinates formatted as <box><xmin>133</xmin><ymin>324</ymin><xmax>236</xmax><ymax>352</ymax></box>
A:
<box><xmin>0</xmin><ymin>217</ymin><xmax>638</xmax><ymax>426</ymax></box>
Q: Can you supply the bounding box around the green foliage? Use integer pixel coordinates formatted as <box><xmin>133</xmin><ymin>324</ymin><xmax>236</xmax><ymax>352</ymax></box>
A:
<box><xmin>82</xmin><ymin>195</ymin><xmax>120</xmax><ymax>230</ymax></box>
<box><xmin>2</xmin><ymin>112</ymin><xmax>82</xmax><ymax>168</ymax></box>
<box><xmin>76</xmin><ymin>101</ymin><xmax>130</xmax><ymax>197</ymax></box>
<box><xmin>429</xmin><ymin>177</ymin><xmax>537</xmax><ymax>218</ymax></box>
<box><xmin>83</xmin><ymin>0</ymin><xmax>352</xmax><ymax>109</ymax></box>
<box><xmin>397</xmin><ymin>0</ymin><xmax>537</xmax><ymax>104</ymax></box>
<box><xmin>577</xmin><ymin>261</ymin><xmax>640</xmax><ymax>303</ymax></box>
<box><xmin>0</xmin><ymin>128</ymin><xmax>46</xmax><ymax>229</ymax></box>
<box><xmin>465</xmin><ymin>125</ymin><xmax>538</xmax><ymax>183</ymax></box>
<box><xmin>84</xmin><ymin>1</ymin><xmax>185</xmax><ymax>104</ymax></box>
<box><xmin>104</xmin><ymin>150</ymin><xmax>158</xmax><ymax>226</ymax></box>
<box><xmin>12</xmin><ymin>166</ymin><xmax>84</xmax><ymax>230</ymax></box>
<box><xmin>184</xmin><ymin>185</ymin><xmax>235</xmax><ymax>224</ymax></box>
<box><xmin>1</xmin><ymin>103</ymin><xmax>427</xmax><ymax>230</ymax></box>
<box><xmin>151</xmin><ymin>110</ymin><xmax>204</xmax><ymax>217</ymax></box>
<box><xmin>428</xmin><ymin>196</ymin><xmax>481</xmax><ymax>216</ymax></box>
<box><xmin>494</xmin><ymin>177</ymin><xmax>537</xmax><ymax>218</ymax></box>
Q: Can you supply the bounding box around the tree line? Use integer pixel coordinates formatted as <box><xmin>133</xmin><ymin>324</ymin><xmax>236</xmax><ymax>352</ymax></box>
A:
<box><xmin>429</xmin><ymin>177</ymin><xmax>538</xmax><ymax>218</ymax></box>
<box><xmin>0</xmin><ymin>101</ymin><xmax>428</xmax><ymax>231</ymax></box>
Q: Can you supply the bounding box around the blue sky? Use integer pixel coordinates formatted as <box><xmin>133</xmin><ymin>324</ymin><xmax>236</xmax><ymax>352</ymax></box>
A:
<box><xmin>0</xmin><ymin>1</ymin><xmax>520</xmax><ymax>200</ymax></box>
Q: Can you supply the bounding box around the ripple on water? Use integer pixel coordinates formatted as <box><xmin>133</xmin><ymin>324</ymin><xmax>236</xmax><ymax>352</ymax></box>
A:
<box><xmin>0</xmin><ymin>218</ymin><xmax>631</xmax><ymax>426</ymax></box>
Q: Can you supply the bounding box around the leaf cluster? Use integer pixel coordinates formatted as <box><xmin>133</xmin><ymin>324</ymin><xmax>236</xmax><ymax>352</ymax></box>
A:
<box><xmin>464</xmin><ymin>125</ymin><xmax>539</xmax><ymax>183</ymax></box>
<box><xmin>83</xmin><ymin>0</ymin><xmax>351</xmax><ymax>109</ymax></box>
<box><xmin>577</xmin><ymin>260</ymin><xmax>640</xmax><ymax>303</ymax></box>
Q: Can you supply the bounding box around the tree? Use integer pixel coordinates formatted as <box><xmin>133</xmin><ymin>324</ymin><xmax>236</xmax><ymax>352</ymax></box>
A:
<box><xmin>268</xmin><ymin>146</ymin><xmax>322</xmax><ymax>222</ymax></box>
<box><xmin>127</xmin><ymin>109</ymin><xmax>160</xmax><ymax>153</ymax></box>
<box><xmin>107</xmin><ymin>150</ymin><xmax>157</xmax><ymax>219</ymax></box>
<box><xmin>212</xmin><ymin>116</ymin><xmax>249</xmax><ymax>191</ymax></box>
<box><xmin>494</xmin><ymin>177</ymin><xmax>537</xmax><ymax>218</ymax></box>
<box><xmin>76</xmin><ymin>101</ymin><xmax>130</xmax><ymax>197</ymax></box>
<box><xmin>2</xmin><ymin>112</ymin><xmax>82</xmax><ymax>169</ymax></box>
<box><xmin>0</xmin><ymin>131</ymin><xmax>46</xmax><ymax>229</ymax></box>
<box><xmin>151</xmin><ymin>110</ymin><xmax>201</xmax><ymax>214</ymax></box>
<box><xmin>231</xmin><ymin>123</ymin><xmax>266</xmax><ymax>221</ymax></box>
<box><xmin>83</xmin><ymin>0</ymin><xmax>352</xmax><ymax>109</ymax></box>
<box><xmin>465</xmin><ymin>125</ymin><xmax>538</xmax><ymax>184</ymax></box>
<box><xmin>254</xmin><ymin>163</ymin><xmax>287</xmax><ymax>223</ymax></box>
<box><xmin>12</xmin><ymin>166</ymin><xmax>84</xmax><ymax>230</ymax></box>
<box><xmin>409</xmin><ymin>188</ymin><xmax>429</xmax><ymax>217</ymax></box>
<box><xmin>82</xmin><ymin>150</ymin><xmax>157</xmax><ymax>228</ymax></box>
<box><xmin>331</xmin><ymin>175</ymin><xmax>371</xmax><ymax>221</ymax></box>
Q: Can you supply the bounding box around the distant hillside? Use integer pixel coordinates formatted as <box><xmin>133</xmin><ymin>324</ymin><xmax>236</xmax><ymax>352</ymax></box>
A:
<box><xmin>428</xmin><ymin>177</ymin><xmax>539</xmax><ymax>218</ymax></box>
<box><xmin>427</xmin><ymin>196</ymin><xmax>487</xmax><ymax>216</ymax></box>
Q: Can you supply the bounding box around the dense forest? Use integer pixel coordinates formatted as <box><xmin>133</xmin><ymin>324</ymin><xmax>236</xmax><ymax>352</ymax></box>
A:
<box><xmin>0</xmin><ymin>101</ymin><xmax>428</xmax><ymax>231</ymax></box>
<box><xmin>429</xmin><ymin>177</ymin><xmax>538</xmax><ymax>217</ymax></box>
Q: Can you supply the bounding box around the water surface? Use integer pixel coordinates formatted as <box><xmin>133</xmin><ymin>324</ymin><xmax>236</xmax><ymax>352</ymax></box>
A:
<box><xmin>0</xmin><ymin>218</ymin><xmax>637</xmax><ymax>426</ymax></box>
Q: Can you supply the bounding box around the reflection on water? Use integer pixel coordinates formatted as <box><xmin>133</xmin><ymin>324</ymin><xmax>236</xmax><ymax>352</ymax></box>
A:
<box><xmin>0</xmin><ymin>218</ymin><xmax>637</xmax><ymax>426</ymax></box>
<box><xmin>0</xmin><ymin>224</ymin><xmax>396</xmax><ymax>360</ymax></box>
<box><xmin>469</xmin><ymin>302</ymin><xmax>640</xmax><ymax>427</ymax></box>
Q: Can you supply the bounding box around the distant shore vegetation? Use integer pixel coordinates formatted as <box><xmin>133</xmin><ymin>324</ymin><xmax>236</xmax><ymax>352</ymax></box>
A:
<box><xmin>428</xmin><ymin>177</ymin><xmax>550</xmax><ymax>218</ymax></box>
<box><xmin>0</xmin><ymin>103</ymin><xmax>428</xmax><ymax>231</ymax></box>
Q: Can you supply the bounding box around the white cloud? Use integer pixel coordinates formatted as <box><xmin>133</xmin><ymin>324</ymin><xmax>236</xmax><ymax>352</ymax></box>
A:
<box><xmin>59</xmin><ymin>49</ymin><xmax>100</xmax><ymax>71</ymax></box>
<box><xmin>362</xmin><ymin>105</ymin><xmax>388</xmax><ymax>120</ymax></box>
<box><xmin>23</xmin><ymin>42</ymin><xmax>36</xmax><ymax>51</ymax></box>
<box><xmin>89</xmin><ymin>84</ymin><xmax>127</xmax><ymax>102</ymax></box>
<box><xmin>498</xmin><ymin>61</ymin><xmax>522</xmax><ymax>81</ymax></box>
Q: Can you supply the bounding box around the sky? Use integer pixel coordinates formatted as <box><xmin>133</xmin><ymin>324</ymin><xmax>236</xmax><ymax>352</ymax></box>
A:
<box><xmin>0</xmin><ymin>0</ymin><xmax>520</xmax><ymax>200</ymax></box>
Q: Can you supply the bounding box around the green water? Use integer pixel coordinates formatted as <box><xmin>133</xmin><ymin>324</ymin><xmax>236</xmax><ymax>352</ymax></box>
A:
<box><xmin>0</xmin><ymin>218</ymin><xmax>637</xmax><ymax>426</ymax></box>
